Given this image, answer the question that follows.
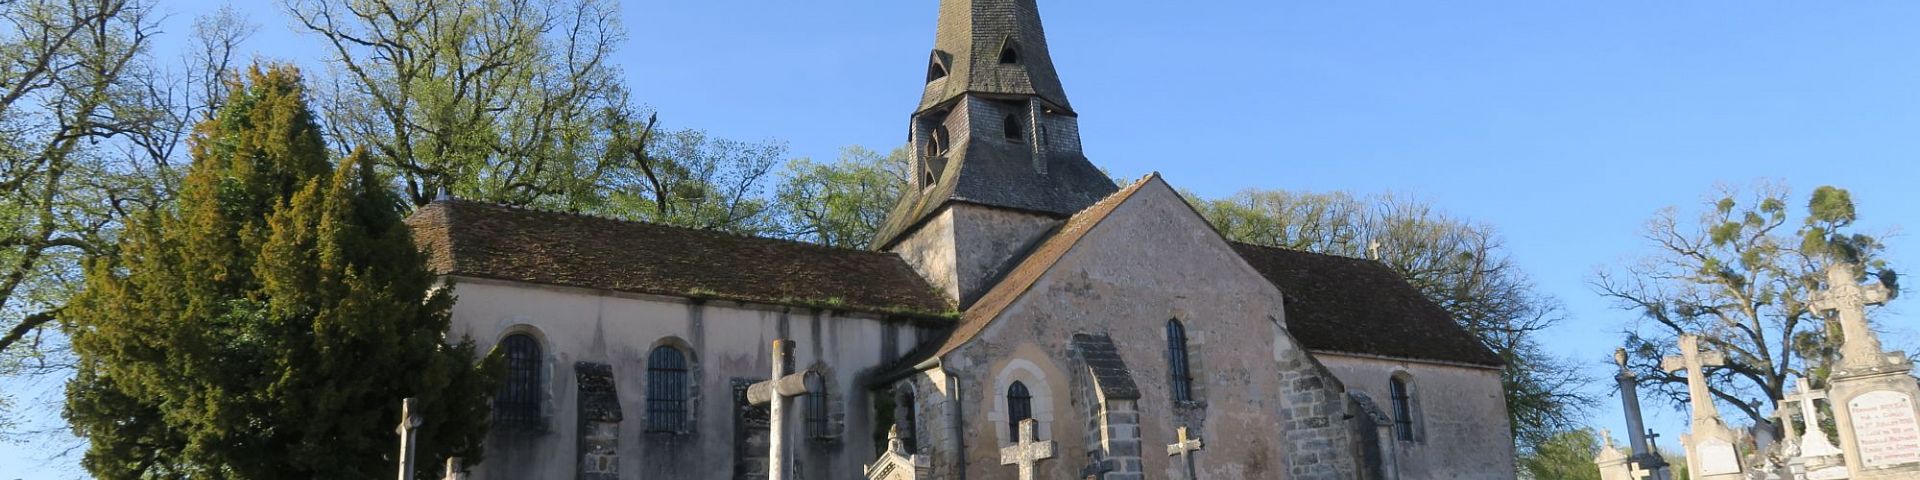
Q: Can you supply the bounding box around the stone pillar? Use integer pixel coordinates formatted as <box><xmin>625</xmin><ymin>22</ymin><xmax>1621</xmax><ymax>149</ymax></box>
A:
<box><xmin>1614</xmin><ymin>349</ymin><xmax>1671</xmax><ymax>480</ymax></box>
<box><xmin>574</xmin><ymin>362</ymin><xmax>622</xmax><ymax>480</ymax></box>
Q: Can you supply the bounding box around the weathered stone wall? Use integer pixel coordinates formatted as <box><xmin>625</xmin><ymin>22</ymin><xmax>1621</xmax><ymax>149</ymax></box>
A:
<box><xmin>889</xmin><ymin>203</ymin><xmax>1061</xmax><ymax>309</ymax></box>
<box><xmin>938</xmin><ymin>178</ymin><xmax>1358</xmax><ymax>480</ymax></box>
<box><xmin>1316</xmin><ymin>353</ymin><xmax>1517</xmax><ymax>479</ymax></box>
<box><xmin>445</xmin><ymin>278</ymin><xmax>943</xmax><ymax>480</ymax></box>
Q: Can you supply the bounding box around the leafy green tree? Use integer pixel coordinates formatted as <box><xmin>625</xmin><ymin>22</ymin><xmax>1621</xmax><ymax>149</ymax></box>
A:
<box><xmin>773</xmin><ymin>146</ymin><xmax>909</xmax><ymax>248</ymax></box>
<box><xmin>1194</xmin><ymin>189</ymin><xmax>1595</xmax><ymax>452</ymax></box>
<box><xmin>62</xmin><ymin>66</ymin><xmax>494</xmax><ymax>479</ymax></box>
<box><xmin>286</xmin><ymin>0</ymin><xmax>624</xmax><ymax>208</ymax></box>
<box><xmin>597</xmin><ymin>127</ymin><xmax>786</xmax><ymax>235</ymax></box>
<box><xmin>1520</xmin><ymin>428</ymin><xmax>1604</xmax><ymax>480</ymax></box>
<box><xmin>1596</xmin><ymin>183</ymin><xmax>1895</xmax><ymax>425</ymax></box>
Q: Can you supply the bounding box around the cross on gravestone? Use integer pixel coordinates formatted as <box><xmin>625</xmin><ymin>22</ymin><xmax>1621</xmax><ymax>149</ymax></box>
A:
<box><xmin>1080</xmin><ymin>451</ymin><xmax>1113</xmax><ymax>480</ymax></box>
<box><xmin>397</xmin><ymin>397</ymin><xmax>424</xmax><ymax>480</ymax></box>
<box><xmin>1808</xmin><ymin>262</ymin><xmax>1895</xmax><ymax>367</ymax></box>
<box><xmin>1166</xmin><ymin>426</ymin><xmax>1204</xmax><ymax>480</ymax></box>
<box><xmin>1661</xmin><ymin>334</ymin><xmax>1729</xmax><ymax>423</ymax></box>
<box><xmin>1785</xmin><ymin>378</ymin><xmax>1844</xmax><ymax>457</ymax></box>
<box><xmin>745</xmin><ymin>339</ymin><xmax>817</xmax><ymax>480</ymax></box>
<box><xmin>999</xmin><ymin>419</ymin><xmax>1056</xmax><ymax>480</ymax></box>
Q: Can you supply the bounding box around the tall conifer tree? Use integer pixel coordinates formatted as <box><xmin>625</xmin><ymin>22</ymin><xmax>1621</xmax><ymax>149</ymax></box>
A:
<box><xmin>63</xmin><ymin>65</ymin><xmax>494</xmax><ymax>479</ymax></box>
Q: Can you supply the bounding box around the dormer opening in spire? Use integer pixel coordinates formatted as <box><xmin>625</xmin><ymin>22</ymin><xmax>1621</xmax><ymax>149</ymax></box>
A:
<box><xmin>998</xmin><ymin>38</ymin><xmax>1020</xmax><ymax>64</ymax></box>
<box><xmin>927</xmin><ymin>51</ymin><xmax>949</xmax><ymax>82</ymax></box>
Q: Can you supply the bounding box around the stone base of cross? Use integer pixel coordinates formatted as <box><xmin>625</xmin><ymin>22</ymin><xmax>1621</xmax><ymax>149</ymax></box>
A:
<box><xmin>1166</xmin><ymin>426</ymin><xmax>1203</xmax><ymax>480</ymax></box>
<box><xmin>1000</xmin><ymin>418</ymin><xmax>1056</xmax><ymax>480</ymax></box>
<box><xmin>746</xmin><ymin>339</ymin><xmax>818</xmax><ymax>480</ymax></box>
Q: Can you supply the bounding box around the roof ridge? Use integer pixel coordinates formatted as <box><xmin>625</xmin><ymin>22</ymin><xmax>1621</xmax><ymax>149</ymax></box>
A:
<box><xmin>433</xmin><ymin>198</ymin><xmax>909</xmax><ymax>259</ymax></box>
<box><xmin>1228</xmin><ymin>240</ymin><xmax>1390</xmax><ymax>266</ymax></box>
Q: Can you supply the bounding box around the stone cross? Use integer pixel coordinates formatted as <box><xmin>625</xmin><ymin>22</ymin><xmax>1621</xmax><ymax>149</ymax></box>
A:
<box><xmin>397</xmin><ymin>397</ymin><xmax>423</xmax><ymax>480</ymax></box>
<box><xmin>1166</xmin><ymin>426</ymin><xmax>1204</xmax><ymax>480</ymax></box>
<box><xmin>747</xmin><ymin>339</ymin><xmax>816</xmax><ymax>480</ymax></box>
<box><xmin>1662</xmin><ymin>334</ymin><xmax>1728</xmax><ymax>423</ymax></box>
<box><xmin>1785</xmin><ymin>377</ymin><xmax>1843</xmax><ymax>457</ymax></box>
<box><xmin>1808</xmin><ymin>262</ymin><xmax>1895</xmax><ymax>367</ymax></box>
<box><xmin>999</xmin><ymin>418</ymin><xmax>1056</xmax><ymax>480</ymax></box>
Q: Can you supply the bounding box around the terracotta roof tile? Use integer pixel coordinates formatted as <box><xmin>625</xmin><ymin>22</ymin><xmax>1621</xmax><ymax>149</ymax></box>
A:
<box><xmin>405</xmin><ymin>200</ymin><xmax>954</xmax><ymax>318</ymax></box>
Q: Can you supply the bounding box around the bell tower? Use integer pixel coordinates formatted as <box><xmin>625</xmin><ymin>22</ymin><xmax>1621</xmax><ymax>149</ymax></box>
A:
<box><xmin>876</xmin><ymin>0</ymin><xmax>1117</xmax><ymax>308</ymax></box>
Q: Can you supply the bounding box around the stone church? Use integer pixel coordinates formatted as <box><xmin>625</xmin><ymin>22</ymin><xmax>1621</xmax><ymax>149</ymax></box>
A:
<box><xmin>404</xmin><ymin>1</ymin><xmax>1516</xmax><ymax>478</ymax></box>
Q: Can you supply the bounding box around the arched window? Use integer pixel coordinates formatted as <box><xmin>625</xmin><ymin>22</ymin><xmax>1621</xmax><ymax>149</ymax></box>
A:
<box><xmin>999</xmin><ymin>43</ymin><xmax>1020</xmax><ymax>64</ymax></box>
<box><xmin>647</xmin><ymin>346</ymin><xmax>691</xmax><ymax>433</ymax></box>
<box><xmin>804</xmin><ymin>371</ymin><xmax>828</xmax><ymax>439</ymax></box>
<box><xmin>1390</xmin><ymin>375</ymin><xmax>1416</xmax><ymax>442</ymax></box>
<box><xmin>1167</xmin><ymin>319</ymin><xmax>1193</xmax><ymax>402</ymax></box>
<box><xmin>1006</xmin><ymin>381</ymin><xmax>1033</xmax><ymax>438</ymax></box>
<box><xmin>1003</xmin><ymin>114</ymin><xmax>1023</xmax><ymax>142</ymax></box>
<box><xmin>495</xmin><ymin>334</ymin><xmax>542</xmax><ymax>429</ymax></box>
<box><xmin>923</xmin><ymin>124</ymin><xmax>949</xmax><ymax>159</ymax></box>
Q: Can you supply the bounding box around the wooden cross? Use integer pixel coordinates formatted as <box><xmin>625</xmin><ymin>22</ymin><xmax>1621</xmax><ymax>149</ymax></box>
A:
<box><xmin>746</xmin><ymin>339</ymin><xmax>816</xmax><ymax>480</ymax></box>
<box><xmin>1661</xmin><ymin>334</ymin><xmax>1728</xmax><ymax>423</ymax></box>
<box><xmin>1809</xmin><ymin>262</ymin><xmax>1895</xmax><ymax>366</ymax></box>
<box><xmin>396</xmin><ymin>397</ymin><xmax>423</xmax><ymax>480</ymax></box>
<box><xmin>1784</xmin><ymin>377</ymin><xmax>1842</xmax><ymax>456</ymax></box>
<box><xmin>1166</xmin><ymin>426</ymin><xmax>1204</xmax><ymax>480</ymax></box>
<box><xmin>999</xmin><ymin>418</ymin><xmax>1056</xmax><ymax>480</ymax></box>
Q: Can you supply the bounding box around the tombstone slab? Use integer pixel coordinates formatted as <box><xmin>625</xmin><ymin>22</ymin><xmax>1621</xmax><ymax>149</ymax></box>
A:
<box><xmin>1812</xmin><ymin>262</ymin><xmax>1920</xmax><ymax>479</ymax></box>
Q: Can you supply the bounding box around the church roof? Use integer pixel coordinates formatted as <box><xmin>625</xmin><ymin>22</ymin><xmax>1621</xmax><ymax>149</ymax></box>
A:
<box><xmin>405</xmin><ymin>199</ymin><xmax>954</xmax><ymax>318</ymax></box>
<box><xmin>1231</xmin><ymin>242</ymin><xmax>1505</xmax><ymax>367</ymax></box>
<box><xmin>895</xmin><ymin>175</ymin><xmax>1502</xmax><ymax>372</ymax></box>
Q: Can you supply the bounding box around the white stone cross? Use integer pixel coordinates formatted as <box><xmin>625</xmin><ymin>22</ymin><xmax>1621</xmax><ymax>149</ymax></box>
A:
<box><xmin>747</xmin><ymin>339</ymin><xmax>816</xmax><ymax>480</ymax></box>
<box><xmin>1661</xmin><ymin>334</ymin><xmax>1728</xmax><ymax>423</ymax></box>
<box><xmin>1784</xmin><ymin>377</ymin><xmax>1843</xmax><ymax>457</ymax></box>
<box><xmin>1808</xmin><ymin>262</ymin><xmax>1895</xmax><ymax>367</ymax></box>
<box><xmin>397</xmin><ymin>397</ymin><xmax>423</xmax><ymax>480</ymax></box>
<box><xmin>1166</xmin><ymin>426</ymin><xmax>1205</xmax><ymax>480</ymax></box>
<box><xmin>999</xmin><ymin>418</ymin><xmax>1056</xmax><ymax>480</ymax></box>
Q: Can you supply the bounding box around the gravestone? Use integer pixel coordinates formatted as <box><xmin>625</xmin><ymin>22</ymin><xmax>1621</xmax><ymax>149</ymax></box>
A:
<box><xmin>1662</xmin><ymin>334</ymin><xmax>1744</xmax><ymax>480</ymax></box>
<box><xmin>1810</xmin><ymin>262</ymin><xmax>1920</xmax><ymax>479</ymax></box>
<box><xmin>1592</xmin><ymin>430</ymin><xmax>1634</xmax><ymax>480</ymax></box>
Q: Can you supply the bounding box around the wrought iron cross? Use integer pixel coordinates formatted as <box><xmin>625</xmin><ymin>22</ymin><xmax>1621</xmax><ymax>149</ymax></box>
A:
<box><xmin>999</xmin><ymin>418</ymin><xmax>1056</xmax><ymax>480</ymax></box>
<box><xmin>1166</xmin><ymin>426</ymin><xmax>1204</xmax><ymax>480</ymax></box>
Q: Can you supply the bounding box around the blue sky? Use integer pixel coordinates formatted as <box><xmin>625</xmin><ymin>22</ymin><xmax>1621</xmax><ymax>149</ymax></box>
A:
<box><xmin>8</xmin><ymin>0</ymin><xmax>1920</xmax><ymax>476</ymax></box>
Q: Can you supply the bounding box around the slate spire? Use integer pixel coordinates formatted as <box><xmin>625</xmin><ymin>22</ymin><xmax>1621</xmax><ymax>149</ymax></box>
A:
<box><xmin>919</xmin><ymin>0</ymin><xmax>1072</xmax><ymax>114</ymax></box>
<box><xmin>873</xmin><ymin>0</ymin><xmax>1117</xmax><ymax>251</ymax></box>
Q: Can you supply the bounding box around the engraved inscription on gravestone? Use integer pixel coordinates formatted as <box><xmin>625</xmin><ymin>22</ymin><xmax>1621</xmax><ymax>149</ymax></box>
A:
<box><xmin>1847</xmin><ymin>390</ymin><xmax>1920</xmax><ymax>468</ymax></box>
<box><xmin>1696</xmin><ymin>437</ymin><xmax>1741</xmax><ymax>476</ymax></box>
